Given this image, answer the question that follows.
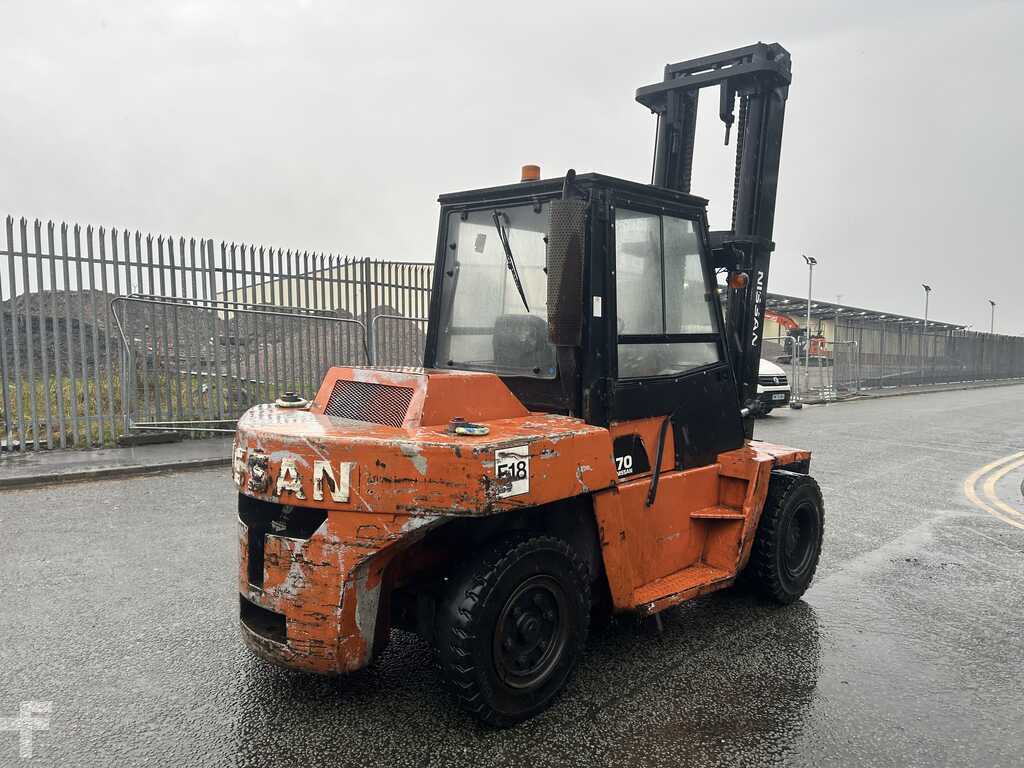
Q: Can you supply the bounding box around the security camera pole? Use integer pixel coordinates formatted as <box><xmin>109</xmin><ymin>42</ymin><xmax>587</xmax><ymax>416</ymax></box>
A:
<box><xmin>989</xmin><ymin>299</ymin><xmax>996</xmax><ymax>333</ymax></box>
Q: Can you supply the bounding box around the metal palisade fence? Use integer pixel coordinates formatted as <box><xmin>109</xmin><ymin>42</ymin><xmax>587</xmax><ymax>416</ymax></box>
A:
<box><xmin>0</xmin><ymin>215</ymin><xmax>432</xmax><ymax>451</ymax></box>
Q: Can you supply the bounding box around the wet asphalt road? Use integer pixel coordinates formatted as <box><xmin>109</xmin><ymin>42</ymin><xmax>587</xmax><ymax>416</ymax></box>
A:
<box><xmin>2</xmin><ymin>385</ymin><xmax>1023</xmax><ymax>767</ymax></box>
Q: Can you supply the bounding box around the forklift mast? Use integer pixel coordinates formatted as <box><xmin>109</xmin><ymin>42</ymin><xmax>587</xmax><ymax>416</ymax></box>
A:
<box><xmin>636</xmin><ymin>42</ymin><xmax>791</xmax><ymax>437</ymax></box>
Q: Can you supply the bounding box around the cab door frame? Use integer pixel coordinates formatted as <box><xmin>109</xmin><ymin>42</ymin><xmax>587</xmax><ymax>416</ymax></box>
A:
<box><xmin>603</xmin><ymin>192</ymin><xmax>744</xmax><ymax>471</ymax></box>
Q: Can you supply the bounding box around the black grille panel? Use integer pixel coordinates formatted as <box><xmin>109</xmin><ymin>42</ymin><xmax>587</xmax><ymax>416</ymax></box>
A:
<box><xmin>758</xmin><ymin>374</ymin><xmax>788</xmax><ymax>386</ymax></box>
<box><xmin>323</xmin><ymin>379</ymin><xmax>413</xmax><ymax>427</ymax></box>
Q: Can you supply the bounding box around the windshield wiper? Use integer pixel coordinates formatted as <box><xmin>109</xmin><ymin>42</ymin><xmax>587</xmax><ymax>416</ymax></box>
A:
<box><xmin>492</xmin><ymin>210</ymin><xmax>530</xmax><ymax>313</ymax></box>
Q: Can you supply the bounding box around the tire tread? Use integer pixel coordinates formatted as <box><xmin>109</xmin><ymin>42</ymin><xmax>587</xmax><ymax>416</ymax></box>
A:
<box><xmin>434</xmin><ymin>533</ymin><xmax>590</xmax><ymax>727</ymax></box>
<box><xmin>747</xmin><ymin>470</ymin><xmax>824</xmax><ymax>604</ymax></box>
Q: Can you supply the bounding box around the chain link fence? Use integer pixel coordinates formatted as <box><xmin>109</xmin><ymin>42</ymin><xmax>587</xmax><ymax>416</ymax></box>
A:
<box><xmin>763</xmin><ymin>322</ymin><xmax>1024</xmax><ymax>402</ymax></box>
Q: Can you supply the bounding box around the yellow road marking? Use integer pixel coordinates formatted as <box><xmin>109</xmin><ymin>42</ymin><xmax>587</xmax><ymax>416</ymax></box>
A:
<box><xmin>963</xmin><ymin>451</ymin><xmax>1024</xmax><ymax>530</ymax></box>
<box><xmin>982</xmin><ymin>455</ymin><xmax>1024</xmax><ymax>523</ymax></box>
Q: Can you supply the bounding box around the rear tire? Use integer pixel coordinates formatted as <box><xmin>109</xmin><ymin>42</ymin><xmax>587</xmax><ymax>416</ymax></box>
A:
<box><xmin>761</xmin><ymin>407</ymin><xmax>774</xmax><ymax>416</ymax></box>
<box><xmin>746</xmin><ymin>471</ymin><xmax>824</xmax><ymax>604</ymax></box>
<box><xmin>434</xmin><ymin>534</ymin><xmax>590</xmax><ymax>727</ymax></box>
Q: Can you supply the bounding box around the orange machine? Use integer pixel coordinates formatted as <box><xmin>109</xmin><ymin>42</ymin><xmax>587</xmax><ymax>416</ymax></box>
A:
<box><xmin>234</xmin><ymin>43</ymin><xmax>824</xmax><ymax>726</ymax></box>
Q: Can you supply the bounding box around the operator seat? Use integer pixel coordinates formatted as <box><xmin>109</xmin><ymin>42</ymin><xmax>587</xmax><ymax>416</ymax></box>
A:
<box><xmin>493</xmin><ymin>314</ymin><xmax>557</xmax><ymax>376</ymax></box>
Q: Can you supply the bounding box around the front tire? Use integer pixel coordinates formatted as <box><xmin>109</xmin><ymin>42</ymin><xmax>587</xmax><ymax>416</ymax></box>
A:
<box><xmin>434</xmin><ymin>534</ymin><xmax>590</xmax><ymax>727</ymax></box>
<box><xmin>746</xmin><ymin>471</ymin><xmax>824</xmax><ymax>604</ymax></box>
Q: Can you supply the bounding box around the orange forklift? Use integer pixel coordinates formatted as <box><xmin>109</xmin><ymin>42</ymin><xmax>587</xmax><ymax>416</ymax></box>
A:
<box><xmin>233</xmin><ymin>42</ymin><xmax>824</xmax><ymax>726</ymax></box>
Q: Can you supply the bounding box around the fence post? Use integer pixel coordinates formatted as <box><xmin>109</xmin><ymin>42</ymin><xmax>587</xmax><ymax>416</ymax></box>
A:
<box><xmin>880</xmin><ymin>320</ymin><xmax>887</xmax><ymax>387</ymax></box>
<box><xmin>60</xmin><ymin>224</ymin><xmax>80</xmax><ymax>447</ymax></box>
<box><xmin>19</xmin><ymin>218</ymin><xmax>41</xmax><ymax>448</ymax></box>
<box><xmin>361</xmin><ymin>258</ymin><xmax>375</xmax><ymax>364</ymax></box>
<box><xmin>46</xmin><ymin>221</ymin><xmax>63</xmax><ymax>447</ymax></box>
<box><xmin>115</xmin><ymin>298</ymin><xmax>133</xmax><ymax>435</ymax></box>
<box><xmin>0</xmin><ymin>237</ymin><xmax>11</xmax><ymax>451</ymax></box>
<box><xmin>207</xmin><ymin>239</ymin><xmax>225</xmax><ymax>423</ymax></box>
<box><xmin>32</xmin><ymin>220</ymin><xmax>53</xmax><ymax>448</ymax></box>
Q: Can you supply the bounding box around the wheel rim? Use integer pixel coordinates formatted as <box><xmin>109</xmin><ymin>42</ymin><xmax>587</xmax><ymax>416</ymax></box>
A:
<box><xmin>493</xmin><ymin>574</ymin><xmax>569</xmax><ymax>690</ymax></box>
<box><xmin>782</xmin><ymin>501</ymin><xmax>818</xmax><ymax>581</ymax></box>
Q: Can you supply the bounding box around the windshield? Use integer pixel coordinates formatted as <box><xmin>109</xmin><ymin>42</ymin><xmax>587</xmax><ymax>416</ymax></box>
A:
<box><xmin>436</xmin><ymin>202</ymin><xmax>557</xmax><ymax>378</ymax></box>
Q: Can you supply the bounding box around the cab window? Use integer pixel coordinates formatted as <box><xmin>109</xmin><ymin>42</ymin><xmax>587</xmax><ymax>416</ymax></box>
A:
<box><xmin>614</xmin><ymin>208</ymin><xmax>720</xmax><ymax>379</ymax></box>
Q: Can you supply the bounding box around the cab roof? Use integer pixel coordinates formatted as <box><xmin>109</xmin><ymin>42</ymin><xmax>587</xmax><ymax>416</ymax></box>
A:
<box><xmin>437</xmin><ymin>172</ymin><xmax>709</xmax><ymax>209</ymax></box>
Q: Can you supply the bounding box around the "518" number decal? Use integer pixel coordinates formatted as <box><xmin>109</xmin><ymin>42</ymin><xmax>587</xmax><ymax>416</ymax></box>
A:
<box><xmin>495</xmin><ymin>445</ymin><xmax>530</xmax><ymax>498</ymax></box>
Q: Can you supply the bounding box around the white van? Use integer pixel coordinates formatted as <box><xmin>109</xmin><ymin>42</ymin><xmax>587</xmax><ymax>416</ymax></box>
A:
<box><xmin>756</xmin><ymin>358</ymin><xmax>791</xmax><ymax>414</ymax></box>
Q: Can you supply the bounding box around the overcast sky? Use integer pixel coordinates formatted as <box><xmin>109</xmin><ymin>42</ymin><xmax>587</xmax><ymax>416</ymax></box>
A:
<box><xmin>2</xmin><ymin>0</ymin><xmax>1021</xmax><ymax>333</ymax></box>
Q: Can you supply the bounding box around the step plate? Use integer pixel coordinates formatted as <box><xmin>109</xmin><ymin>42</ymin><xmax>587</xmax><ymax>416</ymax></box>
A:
<box><xmin>690</xmin><ymin>507</ymin><xmax>745</xmax><ymax>520</ymax></box>
<box><xmin>633</xmin><ymin>563</ymin><xmax>733</xmax><ymax>614</ymax></box>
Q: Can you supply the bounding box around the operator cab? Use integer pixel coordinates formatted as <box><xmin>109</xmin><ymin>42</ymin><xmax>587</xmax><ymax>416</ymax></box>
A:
<box><xmin>424</xmin><ymin>172</ymin><xmax>745</xmax><ymax>469</ymax></box>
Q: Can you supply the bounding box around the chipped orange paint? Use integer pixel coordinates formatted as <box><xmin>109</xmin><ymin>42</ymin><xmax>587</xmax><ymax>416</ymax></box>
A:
<box><xmin>237</xmin><ymin>368</ymin><xmax>616</xmax><ymax>514</ymax></box>
<box><xmin>239</xmin><ymin>509</ymin><xmax>425</xmax><ymax>673</ymax></box>
<box><xmin>593</xmin><ymin>439</ymin><xmax>810</xmax><ymax>614</ymax></box>
<box><xmin>235</xmin><ymin>367</ymin><xmax>616</xmax><ymax>673</ymax></box>
<box><xmin>234</xmin><ymin>365</ymin><xmax>812</xmax><ymax>674</ymax></box>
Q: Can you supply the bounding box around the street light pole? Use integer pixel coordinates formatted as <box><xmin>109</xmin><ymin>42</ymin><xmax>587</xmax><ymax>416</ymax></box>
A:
<box><xmin>834</xmin><ymin>294</ymin><xmax>842</xmax><ymax>344</ymax></box>
<box><xmin>803</xmin><ymin>255</ymin><xmax>817</xmax><ymax>396</ymax></box>
<box><xmin>921</xmin><ymin>284</ymin><xmax>931</xmax><ymax>384</ymax></box>
<box><xmin>922</xmin><ymin>284</ymin><xmax>931</xmax><ymax>334</ymax></box>
<box><xmin>989</xmin><ymin>300</ymin><xmax>996</xmax><ymax>333</ymax></box>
